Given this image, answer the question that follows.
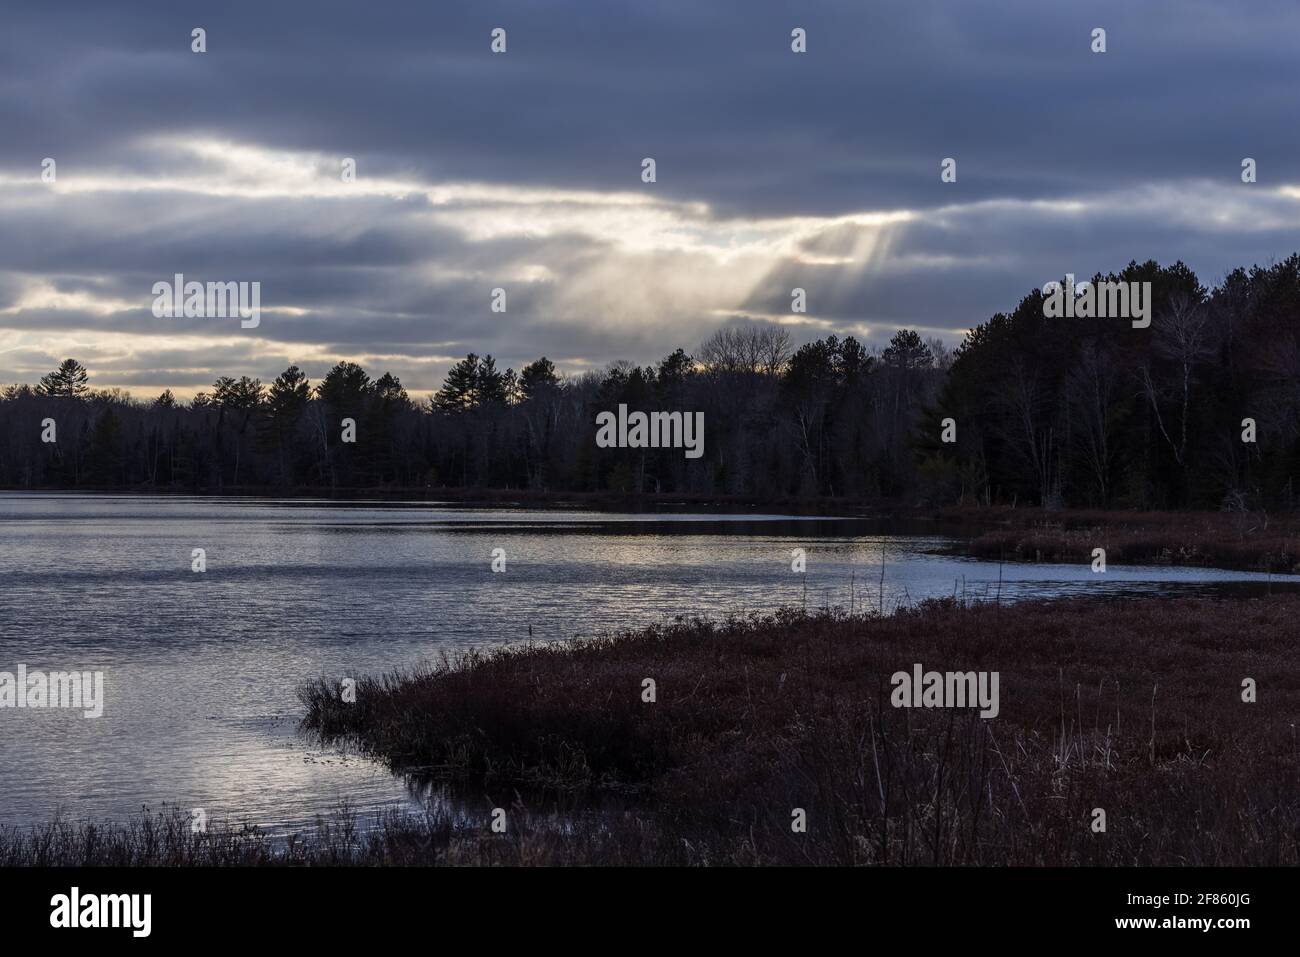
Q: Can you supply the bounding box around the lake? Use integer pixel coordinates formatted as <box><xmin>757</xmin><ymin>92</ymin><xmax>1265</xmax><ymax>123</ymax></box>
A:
<box><xmin>1</xmin><ymin>492</ymin><xmax>1296</xmax><ymax>831</ymax></box>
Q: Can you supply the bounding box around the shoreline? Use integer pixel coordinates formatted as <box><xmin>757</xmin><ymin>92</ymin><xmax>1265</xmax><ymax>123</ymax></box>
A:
<box><xmin>6</xmin><ymin>595</ymin><xmax>1298</xmax><ymax>865</ymax></box>
<box><xmin>8</xmin><ymin>487</ymin><xmax>1299</xmax><ymax>573</ymax></box>
<box><xmin>295</xmin><ymin>596</ymin><xmax>1300</xmax><ymax>865</ymax></box>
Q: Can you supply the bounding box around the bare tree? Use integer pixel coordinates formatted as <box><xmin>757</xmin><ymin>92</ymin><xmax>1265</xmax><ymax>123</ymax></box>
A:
<box><xmin>698</xmin><ymin>324</ymin><xmax>791</xmax><ymax>376</ymax></box>
<box><xmin>1065</xmin><ymin>340</ymin><xmax>1119</xmax><ymax>503</ymax></box>
<box><xmin>999</xmin><ymin>357</ymin><xmax>1057</xmax><ymax>506</ymax></box>
<box><xmin>1139</xmin><ymin>294</ymin><xmax>1213</xmax><ymax>469</ymax></box>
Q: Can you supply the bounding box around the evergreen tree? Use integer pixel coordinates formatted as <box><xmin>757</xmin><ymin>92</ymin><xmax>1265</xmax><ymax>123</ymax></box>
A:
<box><xmin>38</xmin><ymin>358</ymin><xmax>90</xmax><ymax>398</ymax></box>
<box><xmin>263</xmin><ymin>366</ymin><xmax>311</xmax><ymax>485</ymax></box>
<box><xmin>433</xmin><ymin>354</ymin><xmax>482</xmax><ymax>412</ymax></box>
<box><xmin>85</xmin><ymin>406</ymin><xmax>123</xmax><ymax>484</ymax></box>
<box><xmin>317</xmin><ymin>362</ymin><xmax>372</xmax><ymax>413</ymax></box>
<box><xmin>476</xmin><ymin>355</ymin><xmax>509</xmax><ymax>405</ymax></box>
<box><xmin>267</xmin><ymin>366</ymin><xmax>311</xmax><ymax>418</ymax></box>
<box><xmin>520</xmin><ymin>357</ymin><xmax>560</xmax><ymax>399</ymax></box>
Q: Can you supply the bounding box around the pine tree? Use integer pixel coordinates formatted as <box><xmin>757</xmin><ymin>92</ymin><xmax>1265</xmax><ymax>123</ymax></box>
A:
<box><xmin>317</xmin><ymin>362</ymin><xmax>372</xmax><ymax>413</ymax></box>
<box><xmin>85</xmin><ymin>406</ymin><xmax>123</xmax><ymax>484</ymax></box>
<box><xmin>476</xmin><ymin>355</ymin><xmax>508</xmax><ymax>405</ymax></box>
<box><xmin>520</xmin><ymin>357</ymin><xmax>560</xmax><ymax>399</ymax></box>
<box><xmin>38</xmin><ymin>358</ymin><xmax>90</xmax><ymax>398</ymax></box>
<box><xmin>263</xmin><ymin>366</ymin><xmax>311</xmax><ymax>485</ymax></box>
<box><xmin>433</xmin><ymin>354</ymin><xmax>481</xmax><ymax>413</ymax></box>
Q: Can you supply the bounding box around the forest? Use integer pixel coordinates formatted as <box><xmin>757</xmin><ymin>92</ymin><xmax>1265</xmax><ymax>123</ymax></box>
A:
<box><xmin>4</xmin><ymin>255</ymin><xmax>1300</xmax><ymax>510</ymax></box>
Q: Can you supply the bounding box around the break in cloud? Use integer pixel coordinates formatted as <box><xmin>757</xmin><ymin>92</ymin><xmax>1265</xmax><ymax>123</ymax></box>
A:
<box><xmin>2</xmin><ymin>0</ymin><xmax>1300</xmax><ymax>397</ymax></box>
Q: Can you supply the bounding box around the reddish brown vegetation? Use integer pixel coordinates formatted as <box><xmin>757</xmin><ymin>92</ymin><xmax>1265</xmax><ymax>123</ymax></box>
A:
<box><xmin>301</xmin><ymin>596</ymin><xmax>1300</xmax><ymax>865</ymax></box>
<box><xmin>921</xmin><ymin>506</ymin><xmax>1300</xmax><ymax>572</ymax></box>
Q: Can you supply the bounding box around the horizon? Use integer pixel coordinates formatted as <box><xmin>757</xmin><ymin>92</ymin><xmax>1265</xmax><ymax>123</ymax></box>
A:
<box><xmin>2</xmin><ymin>251</ymin><xmax>1281</xmax><ymax>405</ymax></box>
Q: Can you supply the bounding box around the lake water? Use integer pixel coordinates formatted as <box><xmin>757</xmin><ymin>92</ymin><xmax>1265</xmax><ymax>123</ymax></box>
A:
<box><xmin>1</xmin><ymin>492</ymin><xmax>1296</xmax><ymax>831</ymax></box>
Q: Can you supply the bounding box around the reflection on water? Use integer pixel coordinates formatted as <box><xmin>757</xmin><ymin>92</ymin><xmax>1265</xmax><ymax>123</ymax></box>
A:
<box><xmin>1</xmin><ymin>492</ymin><xmax>1296</xmax><ymax>831</ymax></box>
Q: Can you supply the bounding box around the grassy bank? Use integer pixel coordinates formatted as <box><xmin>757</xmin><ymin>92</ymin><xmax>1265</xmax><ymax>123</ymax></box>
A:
<box><xmin>927</xmin><ymin>506</ymin><xmax>1300</xmax><ymax>573</ymax></box>
<box><xmin>297</xmin><ymin>596</ymin><xmax>1300</xmax><ymax>865</ymax></box>
<box><xmin>0</xmin><ymin>804</ymin><xmax>649</xmax><ymax>866</ymax></box>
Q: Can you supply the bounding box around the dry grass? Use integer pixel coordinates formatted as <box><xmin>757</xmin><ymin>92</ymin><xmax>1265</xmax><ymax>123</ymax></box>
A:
<box><xmin>924</xmin><ymin>506</ymin><xmax>1300</xmax><ymax>572</ymax></box>
<box><xmin>7</xmin><ymin>596</ymin><xmax>1294</xmax><ymax>866</ymax></box>
<box><xmin>0</xmin><ymin>803</ymin><xmax>669</xmax><ymax>866</ymax></box>
<box><xmin>297</xmin><ymin>597</ymin><xmax>1300</xmax><ymax>865</ymax></box>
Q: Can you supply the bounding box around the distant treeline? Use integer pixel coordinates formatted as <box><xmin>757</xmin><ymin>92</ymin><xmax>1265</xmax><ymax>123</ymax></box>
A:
<box><xmin>4</xmin><ymin>255</ymin><xmax>1300</xmax><ymax>509</ymax></box>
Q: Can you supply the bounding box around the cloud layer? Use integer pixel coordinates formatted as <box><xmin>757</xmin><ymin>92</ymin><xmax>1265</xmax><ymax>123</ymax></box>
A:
<box><xmin>2</xmin><ymin>0</ymin><xmax>1299</xmax><ymax>396</ymax></box>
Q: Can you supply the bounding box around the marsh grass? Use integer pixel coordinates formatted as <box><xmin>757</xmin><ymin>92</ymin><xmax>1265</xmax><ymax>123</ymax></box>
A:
<box><xmin>296</xmin><ymin>596</ymin><xmax>1300</xmax><ymax>865</ymax></box>
<box><xmin>7</xmin><ymin>597</ymin><xmax>1296</xmax><ymax>866</ymax></box>
<box><xmin>935</xmin><ymin>506</ymin><xmax>1300</xmax><ymax>572</ymax></box>
<box><xmin>0</xmin><ymin>801</ymin><xmax>675</xmax><ymax>866</ymax></box>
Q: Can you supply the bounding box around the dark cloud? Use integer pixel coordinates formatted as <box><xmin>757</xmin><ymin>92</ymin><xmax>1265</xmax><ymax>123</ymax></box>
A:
<box><xmin>8</xmin><ymin>1</ymin><xmax>1300</xmax><ymax>210</ymax></box>
<box><xmin>3</xmin><ymin>1</ymin><xmax>1300</xmax><ymax>393</ymax></box>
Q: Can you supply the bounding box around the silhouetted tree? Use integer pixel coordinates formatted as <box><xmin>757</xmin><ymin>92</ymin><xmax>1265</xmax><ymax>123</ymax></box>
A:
<box><xmin>38</xmin><ymin>359</ymin><xmax>90</xmax><ymax>398</ymax></box>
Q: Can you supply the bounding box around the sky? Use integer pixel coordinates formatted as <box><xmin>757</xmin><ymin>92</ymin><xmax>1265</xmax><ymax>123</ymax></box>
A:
<box><xmin>2</xmin><ymin>0</ymin><xmax>1300</xmax><ymax>399</ymax></box>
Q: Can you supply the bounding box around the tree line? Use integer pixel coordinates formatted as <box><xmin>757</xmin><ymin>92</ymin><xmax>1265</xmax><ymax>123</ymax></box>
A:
<box><xmin>4</xmin><ymin>254</ymin><xmax>1300</xmax><ymax>509</ymax></box>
